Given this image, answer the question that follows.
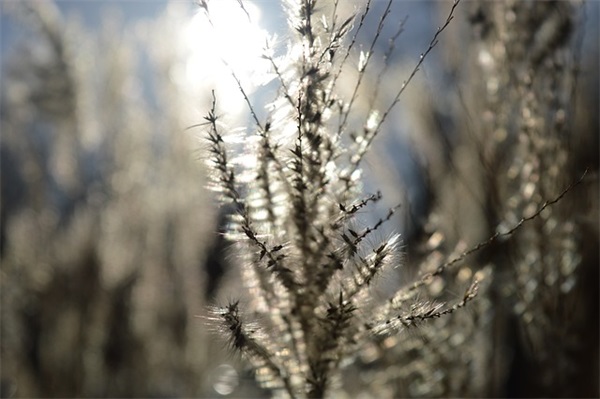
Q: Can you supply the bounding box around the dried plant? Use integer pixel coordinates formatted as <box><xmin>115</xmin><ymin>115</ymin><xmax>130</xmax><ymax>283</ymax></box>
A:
<box><xmin>2</xmin><ymin>1</ymin><xmax>595</xmax><ymax>398</ymax></box>
<box><xmin>198</xmin><ymin>1</ymin><xmax>591</xmax><ymax>398</ymax></box>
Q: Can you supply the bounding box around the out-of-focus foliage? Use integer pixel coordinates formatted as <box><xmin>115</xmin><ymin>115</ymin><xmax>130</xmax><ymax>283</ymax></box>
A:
<box><xmin>386</xmin><ymin>1</ymin><xmax>599</xmax><ymax>397</ymax></box>
<box><xmin>0</xmin><ymin>2</ymin><xmax>227</xmax><ymax>397</ymax></box>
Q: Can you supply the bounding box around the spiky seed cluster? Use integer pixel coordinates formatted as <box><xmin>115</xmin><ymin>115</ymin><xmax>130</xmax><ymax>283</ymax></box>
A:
<box><xmin>202</xmin><ymin>1</ymin><xmax>481</xmax><ymax>398</ymax></box>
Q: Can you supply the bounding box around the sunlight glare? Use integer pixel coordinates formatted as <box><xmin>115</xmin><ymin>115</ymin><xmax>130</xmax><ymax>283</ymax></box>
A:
<box><xmin>181</xmin><ymin>0</ymin><xmax>270</xmax><ymax>113</ymax></box>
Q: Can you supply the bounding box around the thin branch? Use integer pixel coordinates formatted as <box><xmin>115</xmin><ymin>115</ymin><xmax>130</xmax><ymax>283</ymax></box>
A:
<box><xmin>347</xmin><ymin>0</ymin><xmax>461</xmax><ymax>176</ymax></box>
<box><xmin>329</xmin><ymin>0</ymin><xmax>373</xmax><ymax>94</ymax></box>
<box><xmin>398</xmin><ymin>168</ymin><xmax>588</xmax><ymax>301</ymax></box>
<box><xmin>338</xmin><ymin>0</ymin><xmax>393</xmax><ymax>135</ymax></box>
<box><xmin>368</xmin><ymin>15</ymin><xmax>408</xmax><ymax>111</ymax></box>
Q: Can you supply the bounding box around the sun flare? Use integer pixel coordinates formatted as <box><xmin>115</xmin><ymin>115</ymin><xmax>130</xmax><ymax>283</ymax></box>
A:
<box><xmin>181</xmin><ymin>0</ymin><xmax>269</xmax><ymax>112</ymax></box>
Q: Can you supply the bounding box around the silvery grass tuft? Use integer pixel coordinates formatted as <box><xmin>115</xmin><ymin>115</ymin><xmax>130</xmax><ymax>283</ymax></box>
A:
<box><xmin>198</xmin><ymin>2</ymin><xmax>476</xmax><ymax>397</ymax></box>
<box><xmin>197</xmin><ymin>1</ymin><xmax>580</xmax><ymax>397</ymax></box>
